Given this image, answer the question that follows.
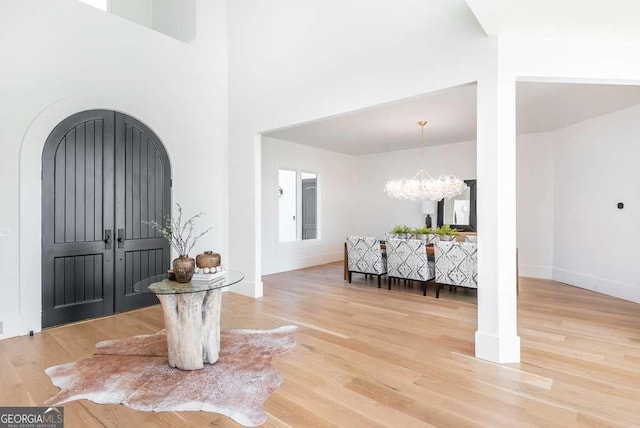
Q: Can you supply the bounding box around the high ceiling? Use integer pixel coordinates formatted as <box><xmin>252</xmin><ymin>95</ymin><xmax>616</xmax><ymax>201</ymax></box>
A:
<box><xmin>265</xmin><ymin>82</ymin><xmax>640</xmax><ymax>156</ymax></box>
<box><xmin>465</xmin><ymin>0</ymin><xmax>640</xmax><ymax>37</ymax></box>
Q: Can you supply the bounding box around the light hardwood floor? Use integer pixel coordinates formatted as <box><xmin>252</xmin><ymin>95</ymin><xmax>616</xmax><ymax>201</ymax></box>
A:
<box><xmin>2</xmin><ymin>262</ymin><xmax>640</xmax><ymax>427</ymax></box>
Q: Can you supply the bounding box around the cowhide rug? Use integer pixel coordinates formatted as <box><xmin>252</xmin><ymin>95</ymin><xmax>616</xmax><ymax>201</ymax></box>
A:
<box><xmin>44</xmin><ymin>325</ymin><xmax>297</xmax><ymax>427</ymax></box>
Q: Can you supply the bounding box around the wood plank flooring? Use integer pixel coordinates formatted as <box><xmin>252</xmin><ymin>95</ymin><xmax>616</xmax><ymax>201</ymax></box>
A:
<box><xmin>1</xmin><ymin>261</ymin><xmax>640</xmax><ymax>427</ymax></box>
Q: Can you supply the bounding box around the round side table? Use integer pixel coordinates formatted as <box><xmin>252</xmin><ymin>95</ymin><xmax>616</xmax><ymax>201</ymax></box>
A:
<box><xmin>134</xmin><ymin>271</ymin><xmax>244</xmax><ymax>370</ymax></box>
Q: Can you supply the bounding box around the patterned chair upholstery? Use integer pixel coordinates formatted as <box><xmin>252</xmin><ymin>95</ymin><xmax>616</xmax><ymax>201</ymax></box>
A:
<box><xmin>346</xmin><ymin>236</ymin><xmax>387</xmax><ymax>288</ymax></box>
<box><xmin>434</xmin><ymin>241</ymin><xmax>478</xmax><ymax>298</ymax></box>
<box><xmin>464</xmin><ymin>235</ymin><xmax>478</xmax><ymax>244</ymax></box>
<box><xmin>386</xmin><ymin>238</ymin><xmax>435</xmax><ymax>296</ymax></box>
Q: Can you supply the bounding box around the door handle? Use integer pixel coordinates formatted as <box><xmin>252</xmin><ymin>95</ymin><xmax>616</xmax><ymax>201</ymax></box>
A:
<box><xmin>117</xmin><ymin>228</ymin><xmax>125</xmax><ymax>248</ymax></box>
<box><xmin>104</xmin><ymin>229</ymin><xmax>112</xmax><ymax>249</ymax></box>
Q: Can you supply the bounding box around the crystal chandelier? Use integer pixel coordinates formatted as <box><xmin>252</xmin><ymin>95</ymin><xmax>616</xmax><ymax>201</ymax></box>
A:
<box><xmin>384</xmin><ymin>121</ymin><xmax>467</xmax><ymax>201</ymax></box>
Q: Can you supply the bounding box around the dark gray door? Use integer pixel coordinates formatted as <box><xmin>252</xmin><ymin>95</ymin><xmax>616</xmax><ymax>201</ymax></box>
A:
<box><xmin>42</xmin><ymin>110</ymin><xmax>171</xmax><ymax>327</ymax></box>
<box><xmin>114</xmin><ymin>113</ymin><xmax>171</xmax><ymax>312</ymax></box>
<box><xmin>301</xmin><ymin>178</ymin><xmax>317</xmax><ymax>240</ymax></box>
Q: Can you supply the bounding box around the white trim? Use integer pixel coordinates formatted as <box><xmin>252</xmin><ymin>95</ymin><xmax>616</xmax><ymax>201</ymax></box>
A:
<box><xmin>552</xmin><ymin>268</ymin><xmax>640</xmax><ymax>304</ymax></box>
<box><xmin>275</xmin><ymin>238</ymin><xmax>323</xmax><ymax>250</ymax></box>
<box><xmin>518</xmin><ymin>264</ymin><xmax>553</xmax><ymax>280</ymax></box>
<box><xmin>263</xmin><ymin>252</ymin><xmax>342</xmax><ymax>276</ymax></box>
<box><xmin>253</xmin><ymin>134</ymin><xmax>263</xmax><ymax>297</ymax></box>
<box><xmin>0</xmin><ymin>313</ymin><xmax>22</xmax><ymax>340</ymax></box>
<box><xmin>230</xmin><ymin>279</ymin><xmax>263</xmax><ymax>298</ymax></box>
<box><xmin>474</xmin><ymin>331</ymin><xmax>521</xmax><ymax>363</ymax></box>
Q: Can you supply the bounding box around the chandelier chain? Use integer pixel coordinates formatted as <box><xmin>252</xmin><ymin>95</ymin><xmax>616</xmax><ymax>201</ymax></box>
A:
<box><xmin>420</xmin><ymin>121</ymin><xmax>424</xmax><ymax>171</ymax></box>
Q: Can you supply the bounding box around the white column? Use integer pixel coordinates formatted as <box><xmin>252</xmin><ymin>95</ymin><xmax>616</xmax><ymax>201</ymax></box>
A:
<box><xmin>475</xmin><ymin>58</ymin><xmax>520</xmax><ymax>363</ymax></box>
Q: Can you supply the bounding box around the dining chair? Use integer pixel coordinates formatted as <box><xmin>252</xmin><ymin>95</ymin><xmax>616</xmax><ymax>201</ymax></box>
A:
<box><xmin>386</xmin><ymin>238</ymin><xmax>435</xmax><ymax>295</ymax></box>
<box><xmin>434</xmin><ymin>241</ymin><xmax>478</xmax><ymax>298</ymax></box>
<box><xmin>346</xmin><ymin>236</ymin><xmax>387</xmax><ymax>288</ymax></box>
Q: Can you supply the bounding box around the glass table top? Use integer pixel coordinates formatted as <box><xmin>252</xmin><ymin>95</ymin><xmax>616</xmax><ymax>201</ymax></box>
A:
<box><xmin>134</xmin><ymin>270</ymin><xmax>245</xmax><ymax>294</ymax></box>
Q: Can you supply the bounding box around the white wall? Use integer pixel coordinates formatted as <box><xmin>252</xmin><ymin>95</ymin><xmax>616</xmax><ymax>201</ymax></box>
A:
<box><xmin>262</xmin><ymin>100</ymin><xmax>640</xmax><ymax>318</ymax></box>
<box><xmin>498</xmin><ymin>32</ymin><xmax>640</xmax><ymax>305</ymax></box>
<box><xmin>260</xmin><ymin>134</ymin><xmax>557</xmax><ymax>284</ymax></box>
<box><xmin>514</xmin><ymin>103</ymin><xmax>640</xmax><ymax>304</ymax></box>
<box><xmin>229</xmin><ymin>0</ymin><xmax>495</xmax><ymax>297</ymax></box>
<box><xmin>152</xmin><ymin>0</ymin><xmax>196</xmax><ymax>43</ymax></box>
<box><xmin>108</xmin><ymin>0</ymin><xmax>196</xmax><ymax>42</ymax></box>
<box><xmin>262</xmin><ymin>137</ymin><xmax>355</xmax><ymax>275</ymax></box>
<box><xmin>352</xmin><ymin>141</ymin><xmax>477</xmax><ymax>237</ymax></box>
<box><xmin>259</xmin><ymin>130</ymin><xmax>557</xmax><ymax>287</ymax></box>
<box><xmin>516</xmin><ymin>132</ymin><xmax>554</xmax><ymax>279</ymax></box>
<box><xmin>552</xmin><ymin>104</ymin><xmax>640</xmax><ymax>303</ymax></box>
<box><xmin>0</xmin><ymin>0</ymin><xmax>228</xmax><ymax>339</ymax></box>
<box><xmin>110</xmin><ymin>0</ymin><xmax>153</xmax><ymax>28</ymax></box>
<box><xmin>262</xmin><ymin>138</ymin><xmax>355</xmax><ymax>274</ymax></box>
<box><xmin>261</xmin><ymin>138</ymin><xmax>480</xmax><ymax>275</ymax></box>
<box><xmin>228</xmin><ymin>0</ymin><xmax>525</xmax><ymax>362</ymax></box>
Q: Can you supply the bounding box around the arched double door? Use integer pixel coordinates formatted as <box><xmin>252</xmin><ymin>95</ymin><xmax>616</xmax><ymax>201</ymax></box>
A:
<box><xmin>42</xmin><ymin>110</ymin><xmax>171</xmax><ymax>327</ymax></box>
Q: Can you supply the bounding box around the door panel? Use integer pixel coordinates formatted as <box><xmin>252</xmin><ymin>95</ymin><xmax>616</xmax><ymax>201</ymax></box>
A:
<box><xmin>123</xmin><ymin>248</ymin><xmax>166</xmax><ymax>295</ymax></box>
<box><xmin>114</xmin><ymin>113</ymin><xmax>171</xmax><ymax>312</ymax></box>
<box><xmin>42</xmin><ymin>110</ymin><xmax>115</xmax><ymax>327</ymax></box>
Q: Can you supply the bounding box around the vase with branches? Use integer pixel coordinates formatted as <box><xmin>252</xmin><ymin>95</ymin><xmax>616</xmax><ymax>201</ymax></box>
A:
<box><xmin>145</xmin><ymin>203</ymin><xmax>212</xmax><ymax>282</ymax></box>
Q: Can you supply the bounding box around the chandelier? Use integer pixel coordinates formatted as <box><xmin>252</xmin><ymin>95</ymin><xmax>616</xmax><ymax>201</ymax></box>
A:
<box><xmin>384</xmin><ymin>121</ymin><xmax>467</xmax><ymax>201</ymax></box>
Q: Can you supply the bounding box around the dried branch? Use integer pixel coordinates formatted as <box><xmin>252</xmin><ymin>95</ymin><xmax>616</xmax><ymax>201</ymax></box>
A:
<box><xmin>143</xmin><ymin>203</ymin><xmax>211</xmax><ymax>257</ymax></box>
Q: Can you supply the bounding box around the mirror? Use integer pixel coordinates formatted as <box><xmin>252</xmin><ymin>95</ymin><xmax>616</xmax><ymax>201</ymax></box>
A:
<box><xmin>437</xmin><ymin>179</ymin><xmax>476</xmax><ymax>231</ymax></box>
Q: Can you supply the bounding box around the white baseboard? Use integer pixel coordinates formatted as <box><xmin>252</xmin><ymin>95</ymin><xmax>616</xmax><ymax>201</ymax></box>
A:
<box><xmin>0</xmin><ymin>312</ymin><xmax>39</xmax><ymax>341</ymax></box>
<box><xmin>263</xmin><ymin>252</ymin><xmax>343</xmax><ymax>276</ymax></box>
<box><xmin>519</xmin><ymin>264</ymin><xmax>553</xmax><ymax>279</ymax></box>
<box><xmin>552</xmin><ymin>268</ymin><xmax>640</xmax><ymax>304</ymax></box>
<box><xmin>230</xmin><ymin>279</ymin><xmax>263</xmax><ymax>298</ymax></box>
<box><xmin>474</xmin><ymin>331</ymin><xmax>521</xmax><ymax>363</ymax></box>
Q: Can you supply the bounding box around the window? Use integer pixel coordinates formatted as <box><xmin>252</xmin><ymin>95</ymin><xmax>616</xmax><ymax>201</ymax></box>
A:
<box><xmin>77</xmin><ymin>0</ymin><xmax>109</xmax><ymax>11</ymax></box>
<box><xmin>278</xmin><ymin>169</ymin><xmax>318</xmax><ymax>242</ymax></box>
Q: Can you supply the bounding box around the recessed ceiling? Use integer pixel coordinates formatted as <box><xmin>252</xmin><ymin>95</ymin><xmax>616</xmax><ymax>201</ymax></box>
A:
<box><xmin>265</xmin><ymin>82</ymin><xmax>640</xmax><ymax>156</ymax></box>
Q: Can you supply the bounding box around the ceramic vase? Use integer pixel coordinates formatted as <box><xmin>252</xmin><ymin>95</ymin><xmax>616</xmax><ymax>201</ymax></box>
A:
<box><xmin>173</xmin><ymin>256</ymin><xmax>195</xmax><ymax>283</ymax></box>
<box><xmin>196</xmin><ymin>251</ymin><xmax>221</xmax><ymax>269</ymax></box>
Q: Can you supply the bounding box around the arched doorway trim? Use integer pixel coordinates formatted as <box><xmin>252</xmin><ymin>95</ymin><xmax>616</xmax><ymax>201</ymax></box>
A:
<box><xmin>20</xmin><ymin>96</ymin><xmax>172</xmax><ymax>333</ymax></box>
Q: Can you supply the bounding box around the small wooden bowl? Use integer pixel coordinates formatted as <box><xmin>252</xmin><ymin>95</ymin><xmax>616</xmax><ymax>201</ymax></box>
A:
<box><xmin>167</xmin><ymin>269</ymin><xmax>176</xmax><ymax>281</ymax></box>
